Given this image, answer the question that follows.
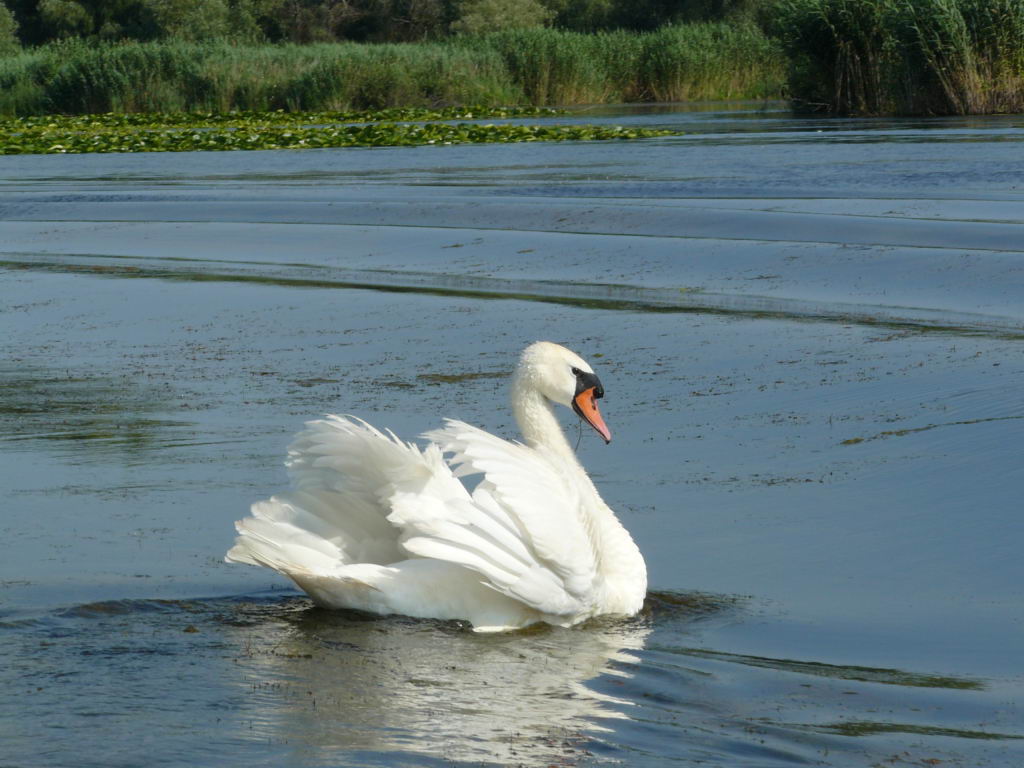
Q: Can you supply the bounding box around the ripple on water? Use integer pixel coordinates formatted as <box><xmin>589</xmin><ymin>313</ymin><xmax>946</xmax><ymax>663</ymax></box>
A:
<box><xmin>2</xmin><ymin>592</ymin><xmax>1020</xmax><ymax>767</ymax></box>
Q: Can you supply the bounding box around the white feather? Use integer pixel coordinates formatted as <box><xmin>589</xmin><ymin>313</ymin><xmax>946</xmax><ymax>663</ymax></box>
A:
<box><xmin>226</xmin><ymin>341</ymin><xmax>647</xmax><ymax>630</ymax></box>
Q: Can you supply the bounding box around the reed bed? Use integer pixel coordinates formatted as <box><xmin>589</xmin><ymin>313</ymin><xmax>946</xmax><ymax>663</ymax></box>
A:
<box><xmin>0</xmin><ymin>25</ymin><xmax>786</xmax><ymax>116</ymax></box>
<box><xmin>466</xmin><ymin>23</ymin><xmax>785</xmax><ymax>104</ymax></box>
<box><xmin>0</xmin><ymin>39</ymin><xmax>522</xmax><ymax>115</ymax></box>
<box><xmin>772</xmin><ymin>0</ymin><xmax>1024</xmax><ymax>114</ymax></box>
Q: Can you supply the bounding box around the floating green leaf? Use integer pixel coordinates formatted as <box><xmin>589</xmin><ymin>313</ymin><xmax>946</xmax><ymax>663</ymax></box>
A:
<box><xmin>0</xmin><ymin>110</ymin><xmax>680</xmax><ymax>155</ymax></box>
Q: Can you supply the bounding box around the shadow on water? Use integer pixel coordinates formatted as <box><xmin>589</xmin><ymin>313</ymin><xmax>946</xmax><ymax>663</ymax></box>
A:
<box><xmin>3</xmin><ymin>591</ymin><xmax>1016</xmax><ymax>768</ymax></box>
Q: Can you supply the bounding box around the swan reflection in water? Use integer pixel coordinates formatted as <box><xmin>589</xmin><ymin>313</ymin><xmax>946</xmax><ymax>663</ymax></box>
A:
<box><xmin>229</xmin><ymin>599</ymin><xmax>653</xmax><ymax>766</ymax></box>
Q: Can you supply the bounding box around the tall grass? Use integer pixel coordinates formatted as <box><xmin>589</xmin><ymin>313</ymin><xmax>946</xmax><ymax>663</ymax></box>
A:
<box><xmin>464</xmin><ymin>23</ymin><xmax>785</xmax><ymax>104</ymax></box>
<box><xmin>286</xmin><ymin>43</ymin><xmax>517</xmax><ymax>111</ymax></box>
<box><xmin>909</xmin><ymin>0</ymin><xmax>1024</xmax><ymax>114</ymax></box>
<box><xmin>0</xmin><ymin>24</ymin><xmax>786</xmax><ymax>116</ymax></box>
<box><xmin>462</xmin><ymin>29</ymin><xmax>619</xmax><ymax>105</ymax></box>
<box><xmin>637</xmin><ymin>22</ymin><xmax>786</xmax><ymax>101</ymax></box>
<box><xmin>771</xmin><ymin>0</ymin><xmax>1024</xmax><ymax>114</ymax></box>
<box><xmin>0</xmin><ymin>39</ymin><xmax>522</xmax><ymax>114</ymax></box>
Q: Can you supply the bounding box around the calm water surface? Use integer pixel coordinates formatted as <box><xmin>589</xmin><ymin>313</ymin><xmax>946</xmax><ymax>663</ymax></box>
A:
<box><xmin>1</xmin><ymin>103</ymin><xmax>1022</xmax><ymax>767</ymax></box>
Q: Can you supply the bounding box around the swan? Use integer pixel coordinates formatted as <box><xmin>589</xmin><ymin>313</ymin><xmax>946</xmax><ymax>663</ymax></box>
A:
<box><xmin>226</xmin><ymin>341</ymin><xmax>647</xmax><ymax>631</ymax></box>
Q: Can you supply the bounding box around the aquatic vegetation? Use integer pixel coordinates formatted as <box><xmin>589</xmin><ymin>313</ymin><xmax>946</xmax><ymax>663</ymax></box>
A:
<box><xmin>2</xmin><ymin>105</ymin><xmax>564</xmax><ymax>130</ymax></box>
<box><xmin>811</xmin><ymin>720</ymin><xmax>1024</xmax><ymax>739</ymax></box>
<box><xmin>0</xmin><ymin>109</ymin><xmax>678</xmax><ymax>154</ymax></box>
<box><xmin>2</xmin><ymin>5</ymin><xmax>1021</xmax><ymax>116</ymax></box>
<box><xmin>0</xmin><ymin>28</ymin><xmax>785</xmax><ymax>117</ymax></box>
<box><xmin>840</xmin><ymin>414</ymin><xmax>1024</xmax><ymax>446</ymax></box>
<box><xmin>446</xmin><ymin>24</ymin><xmax>786</xmax><ymax>104</ymax></box>
<box><xmin>635</xmin><ymin>23</ymin><xmax>787</xmax><ymax>102</ymax></box>
<box><xmin>668</xmin><ymin>647</ymin><xmax>985</xmax><ymax>690</ymax></box>
<box><xmin>769</xmin><ymin>0</ymin><xmax>1024</xmax><ymax>114</ymax></box>
<box><xmin>0</xmin><ymin>38</ymin><xmax>522</xmax><ymax>115</ymax></box>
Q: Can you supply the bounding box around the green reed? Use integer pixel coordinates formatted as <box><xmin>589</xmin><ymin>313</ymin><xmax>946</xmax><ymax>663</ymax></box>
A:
<box><xmin>0</xmin><ymin>25</ymin><xmax>786</xmax><ymax>117</ymax></box>
<box><xmin>771</xmin><ymin>0</ymin><xmax>1024</xmax><ymax>114</ymax></box>
<box><xmin>462</xmin><ymin>24</ymin><xmax>785</xmax><ymax>104</ymax></box>
<box><xmin>636</xmin><ymin>22</ymin><xmax>786</xmax><ymax>101</ymax></box>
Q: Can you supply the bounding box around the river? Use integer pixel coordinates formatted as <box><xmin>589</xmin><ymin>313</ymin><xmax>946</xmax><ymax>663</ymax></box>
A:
<box><xmin>1</xmin><ymin>102</ymin><xmax>1022</xmax><ymax>767</ymax></box>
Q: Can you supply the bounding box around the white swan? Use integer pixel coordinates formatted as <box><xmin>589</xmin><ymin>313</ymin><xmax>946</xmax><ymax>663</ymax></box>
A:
<box><xmin>226</xmin><ymin>341</ymin><xmax>647</xmax><ymax>631</ymax></box>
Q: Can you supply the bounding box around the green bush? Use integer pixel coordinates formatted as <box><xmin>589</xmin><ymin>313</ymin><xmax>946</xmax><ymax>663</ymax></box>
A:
<box><xmin>451</xmin><ymin>0</ymin><xmax>552</xmax><ymax>36</ymax></box>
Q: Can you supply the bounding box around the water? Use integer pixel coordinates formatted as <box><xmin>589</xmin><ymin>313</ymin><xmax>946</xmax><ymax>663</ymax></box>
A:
<box><xmin>1</xmin><ymin>103</ymin><xmax>1022</xmax><ymax>767</ymax></box>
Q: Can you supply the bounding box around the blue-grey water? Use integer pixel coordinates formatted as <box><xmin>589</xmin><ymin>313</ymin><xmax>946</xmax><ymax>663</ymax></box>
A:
<box><xmin>1</xmin><ymin>103</ymin><xmax>1022</xmax><ymax>767</ymax></box>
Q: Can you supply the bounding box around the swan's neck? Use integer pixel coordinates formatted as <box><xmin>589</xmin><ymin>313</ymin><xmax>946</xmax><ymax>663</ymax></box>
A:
<box><xmin>511</xmin><ymin>371</ymin><xmax>648</xmax><ymax>616</ymax></box>
<box><xmin>511</xmin><ymin>380</ymin><xmax>579</xmax><ymax>465</ymax></box>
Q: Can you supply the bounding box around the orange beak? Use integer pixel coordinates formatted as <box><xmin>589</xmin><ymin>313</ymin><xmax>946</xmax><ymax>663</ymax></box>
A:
<box><xmin>573</xmin><ymin>387</ymin><xmax>611</xmax><ymax>444</ymax></box>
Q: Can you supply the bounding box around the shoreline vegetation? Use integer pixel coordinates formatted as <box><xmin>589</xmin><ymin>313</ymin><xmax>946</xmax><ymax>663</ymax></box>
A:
<box><xmin>771</xmin><ymin>0</ymin><xmax>1024</xmax><ymax>116</ymax></box>
<box><xmin>0</xmin><ymin>25</ymin><xmax>785</xmax><ymax>117</ymax></box>
<box><xmin>0</xmin><ymin>0</ymin><xmax>1021</xmax><ymax>130</ymax></box>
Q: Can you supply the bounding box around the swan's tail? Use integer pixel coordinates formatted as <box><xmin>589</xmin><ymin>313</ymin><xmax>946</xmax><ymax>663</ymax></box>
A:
<box><xmin>227</xmin><ymin>495</ymin><xmax>539</xmax><ymax>629</ymax></box>
<box><xmin>226</xmin><ymin>497</ymin><xmax>345</xmax><ymax>576</ymax></box>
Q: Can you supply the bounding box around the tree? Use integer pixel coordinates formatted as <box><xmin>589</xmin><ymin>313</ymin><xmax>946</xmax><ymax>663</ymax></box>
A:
<box><xmin>542</xmin><ymin>0</ymin><xmax>613</xmax><ymax>32</ymax></box>
<box><xmin>606</xmin><ymin>0</ymin><xmax>760</xmax><ymax>30</ymax></box>
<box><xmin>0</xmin><ymin>0</ymin><xmax>17</xmax><ymax>53</ymax></box>
<box><xmin>37</xmin><ymin>0</ymin><xmax>93</xmax><ymax>38</ymax></box>
<box><xmin>224</xmin><ymin>0</ymin><xmax>274</xmax><ymax>41</ymax></box>
<box><xmin>340</xmin><ymin>0</ymin><xmax>455</xmax><ymax>42</ymax></box>
<box><xmin>31</xmin><ymin>0</ymin><xmax>162</xmax><ymax>41</ymax></box>
<box><xmin>451</xmin><ymin>0</ymin><xmax>551</xmax><ymax>35</ymax></box>
<box><xmin>142</xmin><ymin>0</ymin><xmax>234</xmax><ymax>40</ymax></box>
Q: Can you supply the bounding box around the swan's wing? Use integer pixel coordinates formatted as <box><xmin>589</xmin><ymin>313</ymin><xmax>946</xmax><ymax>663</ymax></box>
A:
<box><xmin>229</xmin><ymin>414</ymin><xmax>600</xmax><ymax>620</ymax></box>
<box><xmin>393</xmin><ymin>419</ymin><xmax>600</xmax><ymax>618</ymax></box>
<box><xmin>229</xmin><ymin>415</ymin><xmax>454</xmax><ymax>569</ymax></box>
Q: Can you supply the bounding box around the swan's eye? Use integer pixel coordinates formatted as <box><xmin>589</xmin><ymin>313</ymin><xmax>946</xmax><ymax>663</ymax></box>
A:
<box><xmin>571</xmin><ymin>367</ymin><xmax>582</xmax><ymax>377</ymax></box>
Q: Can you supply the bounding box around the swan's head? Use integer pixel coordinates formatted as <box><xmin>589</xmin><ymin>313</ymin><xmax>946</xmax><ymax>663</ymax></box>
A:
<box><xmin>517</xmin><ymin>341</ymin><xmax>611</xmax><ymax>443</ymax></box>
